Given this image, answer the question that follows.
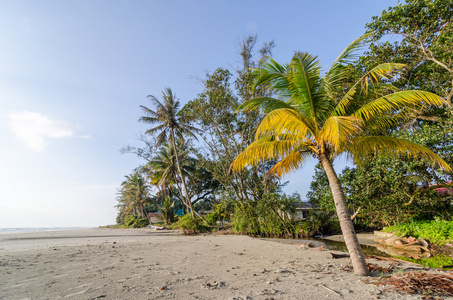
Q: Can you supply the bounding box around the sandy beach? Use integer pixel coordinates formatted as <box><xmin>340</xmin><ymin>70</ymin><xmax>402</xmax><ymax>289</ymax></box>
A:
<box><xmin>0</xmin><ymin>228</ymin><xmax>436</xmax><ymax>299</ymax></box>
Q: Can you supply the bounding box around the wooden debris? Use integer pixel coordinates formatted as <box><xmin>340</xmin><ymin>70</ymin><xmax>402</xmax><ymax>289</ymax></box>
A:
<box><xmin>330</xmin><ymin>252</ymin><xmax>350</xmax><ymax>259</ymax></box>
<box><xmin>319</xmin><ymin>284</ymin><xmax>340</xmax><ymax>296</ymax></box>
<box><xmin>377</xmin><ymin>271</ymin><xmax>453</xmax><ymax>298</ymax></box>
<box><xmin>367</xmin><ymin>263</ymin><xmax>395</xmax><ymax>273</ymax></box>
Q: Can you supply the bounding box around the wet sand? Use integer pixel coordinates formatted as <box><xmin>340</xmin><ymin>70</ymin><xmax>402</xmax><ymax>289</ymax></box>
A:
<box><xmin>0</xmin><ymin>228</ymin><xmax>432</xmax><ymax>299</ymax></box>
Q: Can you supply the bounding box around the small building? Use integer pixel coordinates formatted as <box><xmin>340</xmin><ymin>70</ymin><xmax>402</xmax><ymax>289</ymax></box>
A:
<box><xmin>293</xmin><ymin>202</ymin><xmax>321</xmax><ymax>220</ymax></box>
<box><xmin>148</xmin><ymin>212</ymin><xmax>162</xmax><ymax>224</ymax></box>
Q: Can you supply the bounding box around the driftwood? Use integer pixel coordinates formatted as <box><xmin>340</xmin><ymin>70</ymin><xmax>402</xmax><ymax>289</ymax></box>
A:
<box><xmin>330</xmin><ymin>252</ymin><xmax>350</xmax><ymax>259</ymax></box>
<box><xmin>319</xmin><ymin>284</ymin><xmax>340</xmax><ymax>296</ymax></box>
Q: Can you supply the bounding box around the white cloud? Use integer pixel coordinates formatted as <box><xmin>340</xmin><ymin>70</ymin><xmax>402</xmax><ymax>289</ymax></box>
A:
<box><xmin>9</xmin><ymin>111</ymin><xmax>74</xmax><ymax>151</ymax></box>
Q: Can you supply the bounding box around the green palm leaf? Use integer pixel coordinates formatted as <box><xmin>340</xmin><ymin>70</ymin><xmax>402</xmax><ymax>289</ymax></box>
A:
<box><xmin>237</xmin><ymin>96</ymin><xmax>293</xmax><ymax>113</ymax></box>
<box><xmin>353</xmin><ymin>90</ymin><xmax>447</xmax><ymax>121</ymax></box>
<box><xmin>333</xmin><ymin>63</ymin><xmax>406</xmax><ymax>116</ymax></box>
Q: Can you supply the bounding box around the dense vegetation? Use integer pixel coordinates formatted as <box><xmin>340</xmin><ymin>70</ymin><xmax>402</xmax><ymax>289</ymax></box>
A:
<box><xmin>115</xmin><ymin>0</ymin><xmax>453</xmax><ymax>275</ymax></box>
<box><xmin>384</xmin><ymin>219</ymin><xmax>453</xmax><ymax>245</ymax></box>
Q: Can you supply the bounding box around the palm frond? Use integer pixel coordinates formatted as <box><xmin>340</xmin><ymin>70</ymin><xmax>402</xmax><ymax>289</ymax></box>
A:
<box><xmin>287</xmin><ymin>52</ymin><xmax>322</xmax><ymax>120</ymax></box>
<box><xmin>230</xmin><ymin>139</ymin><xmax>299</xmax><ymax>172</ymax></box>
<box><xmin>324</xmin><ymin>32</ymin><xmax>372</xmax><ymax>100</ymax></box>
<box><xmin>353</xmin><ymin>90</ymin><xmax>447</xmax><ymax>122</ymax></box>
<box><xmin>146</xmin><ymin>95</ymin><xmax>165</xmax><ymax>111</ymax></box>
<box><xmin>318</xmin><ymin>116</ymin><xmax>364</xmax><ymax>153</ymax></box>
<box><xmin>333</xmin><ymin>63</ymin><xmax>406</xmax><ymax>116</ymax></box>
<box><xmin>348</xmin><ymin>136</ymin><xmax>452</xmax><ymax>171</ymax></box>
<box><xmin>237</xmin><ymin>96</ymin><xmax>293</xmax><ymax>113</ymax></box>
<box><xmin>145</xmin><ymin>124</ymin><xmax>165</xmax><ymax>136</ymax></box>
<box><xmin>267</xmin><ymin>148</ymin><xmax>313</xmax><ymax>177</ymax></box>
<box><xmin>330</xmin><ymin>32</ymin><xmax>372</xmax><ymax>73</ymax></box>
<box><xmin>252</xmin><ymin>58</ymin><xmax>290</xmax><ymax>95</ymax></box>
<box><xmin>255</xmin><ymin>108</ymin><xmax>316</xmax><ymax>140</ymax></box>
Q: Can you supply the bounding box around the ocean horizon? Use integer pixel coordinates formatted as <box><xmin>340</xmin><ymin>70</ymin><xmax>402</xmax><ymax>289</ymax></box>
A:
<box><xmin>0</xmin><ymin>227</ymin><xmax>95</xmax><ymax>234</ymax></box>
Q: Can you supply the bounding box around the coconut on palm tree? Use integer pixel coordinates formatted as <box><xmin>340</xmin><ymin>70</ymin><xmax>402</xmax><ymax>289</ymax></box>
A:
<box><xmin>231</xmin><ymin>34</ymin><xmax>451</xmax><ymax>276</ymax></box>
<box><xmin>140</xmin><ymin>88</ymin><xmax>200</xmax><ymax>215</ymax></box>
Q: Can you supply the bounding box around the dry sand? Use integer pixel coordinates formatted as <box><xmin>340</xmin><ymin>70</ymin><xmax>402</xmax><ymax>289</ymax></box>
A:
<box><xmin>0</xmin><ymin>228</ymin><xmax>436</xmax><ymax>299</ymax></box>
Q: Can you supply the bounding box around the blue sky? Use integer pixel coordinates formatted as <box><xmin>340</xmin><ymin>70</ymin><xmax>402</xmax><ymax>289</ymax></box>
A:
<box><xmin>0</xmin><ymin>1</ymin><xmax>398</xmax><ymax>227</ymax></box>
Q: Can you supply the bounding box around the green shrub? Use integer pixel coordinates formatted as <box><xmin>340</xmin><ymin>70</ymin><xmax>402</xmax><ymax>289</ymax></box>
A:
<box><xmin>305</xmin><ymin>211</ymin><xmax>340</xmax><ymax>236</ymax></box>
<box><xmin>384</xmin><ymin>219</ymin><xmax>453</xmax><ymax>245</ymax></box>
<box><xmin>124</xmin><ymin>215</ymin><xmax>137</xmax><ymax>227</ymax></box>
<box><xmin>231</xmin><ymin>193</ymin><xmax>297</xmax><ymax>238</ymax></box>
<box><xmin>133</xmin><ymin>218</ymin><xmax>149</xmax><ymax>228</ymax></box>
<box><xmin>205</xmin><ymin>212</ymin><xmax>219</xmax><ymax>226</ymax></box>
<box><xmin>174</xmin><ymin>214</ymin><xmax>210</xmax><ymax>234</ymax></box>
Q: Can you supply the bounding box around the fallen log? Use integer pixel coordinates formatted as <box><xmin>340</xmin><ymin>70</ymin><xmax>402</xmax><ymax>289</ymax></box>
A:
<box><xmin>330</xmin><ymin>252</ymin><xmax>350</xmax><ymax>259</ymax></box>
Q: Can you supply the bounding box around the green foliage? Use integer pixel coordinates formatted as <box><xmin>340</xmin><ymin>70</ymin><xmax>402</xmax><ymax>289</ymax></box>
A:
<box><xmin>232</xmin><ymin>193</ymin><xmax>299</xmax><ymax>238</ymax></box>
<box><xmin>305</xmin><ymin>211</ymin><xmax>341</xmax><ymax>236</ymax></box>
<box><xmin>158</xmin><ymin>196</ymin><xmax>176</xmax><ymax>225</ymax></box>
<box><xmin>204</xmin><ymin>212</ymin><xmax>219</xmax><ymax>226</ymax></box>
<box><xmin>339</xmin><ymin>126</ymin><xmax>453</xmax><ymax>228</ymax></box>
<box><xmin>116</xmin><ymin>173</ymin><xmax>149</xmax><ymax>222</ymax></box>
<box><xmin>173</xmin><ymin>214</ymin><xmax>210</xmax><ymax>235</ymax></box>
<box><xmin>121</xmin><ymin>215</ymin><xmax>149</xmax><ymax>228</ymax></box>
<box><xmin>132</xmin><ymin>218</ymin><xmax>150</xmax><ymax>228</ymax></box>
<box><xmin>396</xmin><ymin>255</ymin><xmax>453</xmax><ymax>269</ymax></box>
<box><xmin>384</xmin><ymin>219</ymin><xmax>453</xmax><ymax>244</ymax></box>
<box><xmin>306</xmin><ymin>164</ymin><xmax>336</xmax><ymax>213</ymax></box>
<box><xmin>363</xmin><ymin>0</ymin><xmax>453</xmax><ymax>102</ymax></box>
<box><xmin>214</xmin><ymin>201</ymin><xmax>231</xmax><ymax>224</ymax></box>
<box><xmin>124</xmin><ymin>215</ymin><xmax>137</xmax><ymax>227</ymax></box>
<box><xmin>183</xmin><ymin>36</ymin><xmax>282</xmax><ymax>204</ymax></box>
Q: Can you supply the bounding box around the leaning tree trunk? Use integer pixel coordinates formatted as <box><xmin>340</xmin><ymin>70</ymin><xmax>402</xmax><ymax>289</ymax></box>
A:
<box><xmin>170</xmin><ymin>129</ymin><xmax>194</xmax><ymax>217</ymax></box>
<box><xmin>319</xmin><ymin>153</ymin><xmax>370</xmax><ymax>276</ymax></box>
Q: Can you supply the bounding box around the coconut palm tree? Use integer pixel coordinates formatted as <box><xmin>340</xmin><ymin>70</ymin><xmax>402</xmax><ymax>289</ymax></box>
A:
<box><xmin>140</xmin><ymin>88</ymin><xmax>200</xmax><ymax>215</ymax></box>
<box><xmin>146</xmin><ymin>141</ymin><xmax>196</xmax><ymax>207</ymax></box>
<box><xmin>118</xmin><ymin>173</ymin><xmax>149</xmax><ymax>219</ymax></box>
<box><xmin>231</xmin><ymin>35</ymin><xmax>451</xmax><ymax>276</ymax></box>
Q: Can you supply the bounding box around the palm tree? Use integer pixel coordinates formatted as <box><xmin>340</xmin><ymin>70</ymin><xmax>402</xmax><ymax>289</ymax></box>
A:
<box><xmin>231</xmin><ymin>35</ymin><xmax>451</xmax><ymax>276</ymax></box>
<box><xmin>146</xmin><ymin>141</ymin><xmax>196</xmax><ymax>208</ymax></box>
<box><xmin>118</xmin><ymin>173</ymin><xmax>149</xmax><ymax>219</ymax></box>
<box><xmin>139</xmin><ymin>88</ymin><xmax>199</xmax><ymax>215</ymax></box>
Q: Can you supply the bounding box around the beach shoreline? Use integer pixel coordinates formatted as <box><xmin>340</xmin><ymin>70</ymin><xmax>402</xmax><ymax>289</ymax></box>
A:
<box><xmin>0</xmin><ymin>228</ymin><xmax>428</xmax><ymax>299</ymax></box>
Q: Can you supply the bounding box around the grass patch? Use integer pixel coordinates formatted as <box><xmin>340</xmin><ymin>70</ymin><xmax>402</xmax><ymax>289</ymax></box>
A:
<box><xmin>383</xmin><ymin>219</ymin><xmax>453</xmax><ymax>245</ymax></box>
<box><xmin>395</xmin><ymin>255</ymin><xmax>453</xmax><ymax>269</ymax></box>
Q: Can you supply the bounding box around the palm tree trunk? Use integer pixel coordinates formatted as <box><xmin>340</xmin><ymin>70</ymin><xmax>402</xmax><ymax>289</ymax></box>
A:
<box><xmin>170</xmin><ymin>129</ymin><xmax>194</xmax><ymax>217</ymax></box>
<box><xmin>319</xmin><ymin>153</ymin><xmax>370</xmax><ymax>276</ymax></box>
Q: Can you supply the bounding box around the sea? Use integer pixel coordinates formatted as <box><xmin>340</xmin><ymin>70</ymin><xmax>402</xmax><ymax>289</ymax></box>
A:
<box><xmin>0</xmin><ymin>227</ymin><xmax>94</xmax><ymax>234</ymax></box>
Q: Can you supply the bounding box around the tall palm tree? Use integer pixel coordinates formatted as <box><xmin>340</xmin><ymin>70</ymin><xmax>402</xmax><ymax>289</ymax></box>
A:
<box><xmin>147</xmin><ymin>141</ymin><xmax>196</xmax><ymax>207</ymax></box>
<box><xmin>231</xmin><ymin>35</ymin><xmax>451</xmax><ymax>276</ymax></box>
<box><xmin>139</xmin><ymin>88</ymin><xmax>199</xmax><ymax>215</ymax></box>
